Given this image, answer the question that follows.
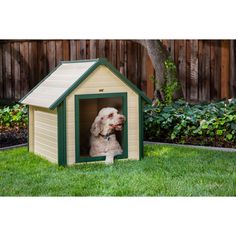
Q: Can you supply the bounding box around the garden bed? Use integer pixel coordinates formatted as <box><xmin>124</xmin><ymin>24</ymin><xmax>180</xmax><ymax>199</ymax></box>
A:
<box><xmin>0</xmin><ymin>103</ymin><xmax>28</xmax><ymax>148</ymax></box>
<box><xmin>144</xmin><ymin>99</ymin><xmax>236</xmax><ymax>148</ymax></box>
<box><xmin>0</xmin><ymin>127</ymin><xmax>28</xmax><ymax>148</ymax></box>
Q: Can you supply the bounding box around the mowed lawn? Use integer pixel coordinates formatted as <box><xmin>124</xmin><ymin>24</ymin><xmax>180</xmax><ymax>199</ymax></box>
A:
<box><xmin>0</xmin><ymin>145</ymin><xmax>235</xmax><ymax>196</ymax></box>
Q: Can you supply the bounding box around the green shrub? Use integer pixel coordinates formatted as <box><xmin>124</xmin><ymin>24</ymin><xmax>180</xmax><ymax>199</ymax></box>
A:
<box><xmin>0</xmin><ymin>104</ymin><xmax>28</xmax><ymax>129</ymax></box>
<box><xmin>144</xmin><ymin>99</ymin><xmax>236</xmax><ymax>147</ymax></box>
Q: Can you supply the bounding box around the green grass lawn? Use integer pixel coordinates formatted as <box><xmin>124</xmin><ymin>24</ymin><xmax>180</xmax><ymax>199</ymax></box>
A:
<box><xmin>0</xmin><ymin>145</ymin><xmax>235</xmax><ymax>196</ymax></box>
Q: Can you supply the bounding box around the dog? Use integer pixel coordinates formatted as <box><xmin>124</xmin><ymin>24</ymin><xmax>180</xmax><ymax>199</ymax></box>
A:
<box><xmin>89</xmin><ymin>107</ymin><xmax>126</xmax><ymax>164</ymax></box>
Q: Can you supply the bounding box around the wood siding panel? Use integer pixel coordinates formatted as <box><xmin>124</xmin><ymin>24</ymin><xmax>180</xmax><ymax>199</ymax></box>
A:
<box><xmin>34</xmin><ymin>107</ymin><xmax>58</xmax><ymax>163</ymax></box>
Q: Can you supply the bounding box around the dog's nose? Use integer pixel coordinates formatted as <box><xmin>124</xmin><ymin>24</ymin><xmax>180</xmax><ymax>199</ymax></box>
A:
<box><xmin>119</xmin><ymin>115</ymin><xmax>126</xmax><ymax>122</ymax></box>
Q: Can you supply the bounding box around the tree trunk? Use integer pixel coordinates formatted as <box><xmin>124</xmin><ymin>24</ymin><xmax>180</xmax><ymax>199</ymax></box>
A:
<box><xmin>135</xmin><ymin>40</ymin><xmax>168</xmax><ymax>101</ymax></box>
<box><xmin>135</xmin><ymin>40</ymin><xmax>182</xmax><ymax>104</ymax></box>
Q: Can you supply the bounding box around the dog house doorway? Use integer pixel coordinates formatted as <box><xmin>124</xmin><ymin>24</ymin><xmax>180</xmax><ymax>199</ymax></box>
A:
<box><xmin>74</xmin><ymin>93</ymin><xmax>128</xmax><ymax>163</ymax></box>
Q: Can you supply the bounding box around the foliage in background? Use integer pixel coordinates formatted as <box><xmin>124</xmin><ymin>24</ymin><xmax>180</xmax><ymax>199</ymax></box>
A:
<box><xmin>0</xmin><ymin>104</ymin><xmax>28</xmax><ymax>129</ymax></box>
<box><xmin>162</xmin><ymin>56</ymin><xmax>180</xmax><ymax>104</ymax></box>
<box><xmin>144</xmin><ymin>99</ymin><xmax>236</xmax><ymax>147</ymax></box>
<box><xmin>0</xmin><ymin>104</ymin><xmax>28</xmax><ymax>147</ymax></box>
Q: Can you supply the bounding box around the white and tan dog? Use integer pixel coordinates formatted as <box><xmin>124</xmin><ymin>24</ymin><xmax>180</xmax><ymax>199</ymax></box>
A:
<box><xmin>89</xmin><ymin>107</ymin><xmax>126</xmax><ymax>164</ymax></box>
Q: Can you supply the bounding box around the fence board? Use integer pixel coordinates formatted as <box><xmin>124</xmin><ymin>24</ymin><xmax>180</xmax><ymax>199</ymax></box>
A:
<box><xmin>28</xmin><ymin>41</ymin><xmax>38</xmax><ymax>90</ymax></box>
<box><xmin>127</xmin><ymin>41</ymin><xmax>135</xmax><ymax>84</ymax></box>
<box><xmin>79</xmin><ymin>40</ymin><xmax>86</xmax><ymax>59</ymax></box>
<box><xmin>62</xmin><ymin>40</ymin><xmax>69</xmax><ymax>60</ymax></box>
<box><xmin>0</xmin><ymin>44</ymin><xmax>3</xmax><ymax>99</ymax></box>
<box><xmin>98</xmin><ymin>40</ymin><xmax>105</xmax><ymax>58</ymax></box>
<box><xmin>118</xmin><ymin>40</ymin><xmax>125</xmax><ymax>75</ymax></box>
<box><xmin>215</xmin><ymin>41</ymin><xmax>222</xmax><ymax>99</ymax></box>
<box><xmin>12</xmin><ymin>42</ymin><xmax>21</xmax><ymax>100</ymax></box>
<box><xmin>47</xmin><ymin>41</ymin><xmax>56</xmax><ymax>70</ymax></box>
<box><xmin>146</xmin><ymin>55</ymin><xmax>154</xmax><ymax>99</ymax></box>
<box><xmin>190</xmin><ymin>40</ymin><xmax>198</xmax><ymax>101</ymax></box>
<box><xmin>3</xmin><ymin>43</ymin><xmax>12</xmax><ymax>99</ymax></box>
<box><xmin>89</xmin><ymin>40</ymin><xmax>97</xmax><ymax>59</ymax></box>
<box><xmin>230</xmin><ymin>40</ymin><xmax>236</xmax><ymax>97</ymax></box>
<box><xmin>167</xmin><ymin>40</ymin><xmax>175</xmax><ymax>60</ymax></box>
<box><xmin>177</xmin><ymin>40</ymin><xmax>186</xmax><ymax>99</ymax></box>
<box><xmin>20</xmin><ymin>42</ymin><xmax>29</xmax><ymax>98</ymax></box>
<box><xmin>202</xmin><ymin>40</ymin><xmax>211</xmax><ymax>101</ymax></box>
<box><xmin>116</xmin><ymin>40</ymin><xmax>121</xmax><ymax>72</ymax></box>
<box><xmin>221</xmin><ymin>40</ymin><xmax>230</xmax><ymax>98</ymax></box>
<box><xmin>55</xmin><ymin>40</ymin><xmax>63</xmax><ymax>64</ymax></box>
<box><xmin>210</xmin><ymin>40</ymin><xmax>219</xmax><ymax>100</ymax></box>
<box><xmin>38</xmin><ymin>41</ymin><xmax>48</xmax><ymax>83</ymax></box>
<box><xmin>136</xmin><ymin>43</ymin><xmax>142</xmax><ymax>89</ymax></box>
<box><xmin>140</xmin><ymin>46</ymin><xmax>147</xmax><ymax>92</ymax></box>
<box><xmin>86</xmin><ymin>40</ymin><xmax>90</xmax><ymax>59</ymax></box>
<box><xmin>70</xmin><ymin>40</ymin><xmax>77</xmax><ymax>60</ymax></box>
<box><xmin>185</xmin><ymin>40</ymin><xmax>191</xmax><ymax>101</ymax></box>
<box><xmin>76</xmin><ymin>41</ymin><xmax>80</xmax><ymax>59</ymax></box>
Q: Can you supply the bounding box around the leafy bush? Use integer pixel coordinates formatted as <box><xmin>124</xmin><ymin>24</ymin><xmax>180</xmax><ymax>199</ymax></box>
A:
<box><xmin>144</xmin><ymin>99</ymin><xmax>236</xmax><ymax>147</ymax></box>
<box><xmin>162</xmin><ymin>57</ymin><xmax>179</xmax><ymax>104</ymax></box>
<box><xmin>0</xmin><ymin>104</ymin><xmax>28</xmax><ymax>129</ymax></box>
<box><xmin>0</xmin><ymin>104</ymin><xmax>28</xmax><ymax>148</ymax></box>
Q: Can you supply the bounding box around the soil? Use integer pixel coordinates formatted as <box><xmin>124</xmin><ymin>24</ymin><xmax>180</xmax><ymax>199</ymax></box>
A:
<box><xmin>146</xmin><ymin>136</ymin><xmax>236</xmax><ymax>149</ymax></box>
<box><xmin>0</xmin><ymin>127</ymin><xmax>28</xmax><ymax>148</ymax></box>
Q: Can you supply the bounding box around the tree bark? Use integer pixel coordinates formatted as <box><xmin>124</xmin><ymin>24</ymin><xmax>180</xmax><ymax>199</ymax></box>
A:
<box><xmin>135</xmin><ymin>40</ymin><xmax>182</xmax><ymax>103</ymax></box>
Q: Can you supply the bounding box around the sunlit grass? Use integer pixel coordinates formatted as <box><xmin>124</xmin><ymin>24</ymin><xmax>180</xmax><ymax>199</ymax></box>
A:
<box><xmin>0</xmin><ymin>145</ymin><xmax>235</xmax><ymax>196</ymax></box>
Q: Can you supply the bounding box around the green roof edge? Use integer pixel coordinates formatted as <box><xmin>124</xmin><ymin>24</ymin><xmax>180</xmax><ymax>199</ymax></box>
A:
<box><xmin>49</xmin><ymin>58</ymin><xmax>151</xmax><ymax>109</ymax></box>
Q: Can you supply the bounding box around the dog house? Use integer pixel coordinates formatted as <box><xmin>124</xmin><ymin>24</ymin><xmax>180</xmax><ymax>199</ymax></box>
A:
<box><xmin>20</xmin><ymin>58</ymin><xmax>151</xmax><ymax>166</ymax></box>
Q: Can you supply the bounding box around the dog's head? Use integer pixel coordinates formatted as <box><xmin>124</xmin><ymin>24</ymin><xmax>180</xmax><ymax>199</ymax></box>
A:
<box><xmin>90</xmin><ymin>107</ymin><xmax>126</xmax><ymax>136</ymax></box>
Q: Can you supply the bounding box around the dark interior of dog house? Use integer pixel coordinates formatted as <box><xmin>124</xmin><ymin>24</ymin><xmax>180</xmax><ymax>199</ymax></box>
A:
<box><xmin>79</xmin><ymin>97</ymin><xmax>124</xmax><ymax>157</ymax></box>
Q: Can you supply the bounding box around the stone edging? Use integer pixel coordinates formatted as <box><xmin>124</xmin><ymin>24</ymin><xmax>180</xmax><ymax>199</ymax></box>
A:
<box><xmin>1</xmin><ymin>141</ymin><xmax>235</xmax><ymax>153</ymax></box>
<box><xmin>0</xmin><ymin>143</ymin><xmax>28</xmax><ymax>151</ymax></box>
<box><xmin>144</xmin><ymin>141</ymin><xmax>236</xmax><ymax>152</ymax></box>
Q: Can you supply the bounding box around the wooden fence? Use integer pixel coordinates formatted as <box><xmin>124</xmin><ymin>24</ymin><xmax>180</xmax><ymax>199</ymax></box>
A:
<box><xmin>0</xmin><ymin>40</ymin><xmax>235</xmax><ymax>104</ymax></box>
<box><xmin>162</xmin><ymin>40</ymin><xmax>236</xmax><ymax>102</ymax></box>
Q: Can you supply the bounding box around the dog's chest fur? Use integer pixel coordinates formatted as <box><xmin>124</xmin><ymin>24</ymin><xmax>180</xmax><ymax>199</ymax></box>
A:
<box><xmin>89</xmin><ymin>134</ymin><xmax>122</xmax><ymax>156</ymax></box>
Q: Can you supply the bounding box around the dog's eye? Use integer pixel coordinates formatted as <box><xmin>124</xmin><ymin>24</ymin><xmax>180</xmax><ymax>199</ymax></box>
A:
<box><xmin>101</xmin><ymin>117</ymin><xmax>104</xmax><ymax>120</ymax></box>
<box><xmin>108</xmin><ymin>113</ymin><xmax>113</xmax><ymax>118</ymax></box>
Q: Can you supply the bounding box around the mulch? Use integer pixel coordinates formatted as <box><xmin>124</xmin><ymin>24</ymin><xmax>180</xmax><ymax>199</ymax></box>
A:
<box><xmin>0</xmin><ymin>127</ymin><xmax>28</xmax><ymax>148</ymax></box>
<box><xmin>145</xmin><ymin>136</ymin><xmax>236</xmax><ymax>149</ymax></box>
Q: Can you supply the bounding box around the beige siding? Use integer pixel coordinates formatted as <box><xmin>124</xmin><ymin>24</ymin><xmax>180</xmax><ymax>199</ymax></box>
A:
<box><xmin>66</xmin><ymin>65</ymin><xmax>139</xmax><ymax>165</ymax></box>
<box><xmin>33</xmin><ymin>107</ymin><xmax>58</xmax><ymax>163</ymax></box>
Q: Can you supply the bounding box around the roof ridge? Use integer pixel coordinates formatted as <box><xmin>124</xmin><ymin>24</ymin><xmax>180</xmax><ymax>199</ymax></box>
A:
<box><xmin>60</xmin><ymin>58</ymin><xmax>99</xmax><ymax>64</ymax></box>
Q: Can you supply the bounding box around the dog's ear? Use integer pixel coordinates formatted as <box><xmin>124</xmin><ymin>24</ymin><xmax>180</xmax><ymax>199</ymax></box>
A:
<box><xmin>90</xmin><ymin>116</ymin><xmax>102</xmax><ymax>136</ymax></box>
